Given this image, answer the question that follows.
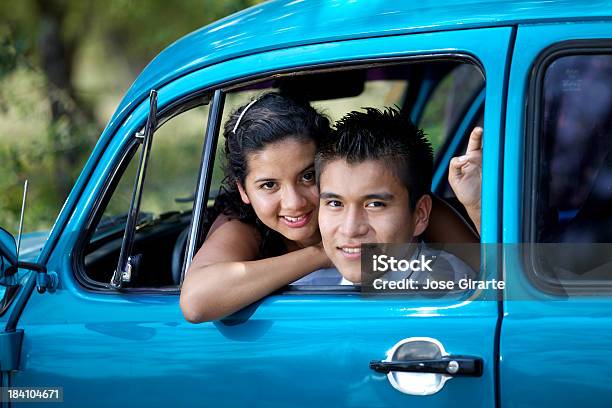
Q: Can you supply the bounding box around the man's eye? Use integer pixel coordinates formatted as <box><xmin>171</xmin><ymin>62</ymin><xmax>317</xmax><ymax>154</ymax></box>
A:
<box><xmin>302</xmin><ymin>171</ymin><xmax>315</xmax><ymax>183</ymax></box>
<box><xmin>326</xmin><ymin>200</ymin><xmax>342</xmax><ymax>208</ymax></box>
<box><xmin>366</xmin><ymin>201</ymin><xmax>386</xmax><ymax>208</ymax></box>
<box><xmin>260</xmin><ymin>181</ymin><xmax>277</xmax><ymax>190</ymax></box>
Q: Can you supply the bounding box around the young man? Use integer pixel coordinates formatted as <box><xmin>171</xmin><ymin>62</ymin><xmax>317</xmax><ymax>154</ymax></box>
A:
<box><xmin>315</xmin><ymin>107</ymin><xmax>474</xmax><ymax>285</ymax></box>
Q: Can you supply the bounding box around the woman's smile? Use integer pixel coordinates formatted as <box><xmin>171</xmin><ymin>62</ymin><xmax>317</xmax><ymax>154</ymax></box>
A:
<box><xmin>279</xmin><ymin>210</ymin><xmax>314</xmax><ymax>228</ymax></box>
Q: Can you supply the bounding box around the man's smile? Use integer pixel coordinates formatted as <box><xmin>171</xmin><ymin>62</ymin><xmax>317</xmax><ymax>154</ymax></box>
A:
<box><xmin>338</xmin><ymin>244</ymin><xmax>363</xmax><ymax>259</ymax></box>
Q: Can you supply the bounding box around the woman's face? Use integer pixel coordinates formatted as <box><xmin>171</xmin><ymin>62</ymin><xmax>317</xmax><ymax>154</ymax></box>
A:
<box><xmin>237</xmin><ymin>138</ymin><xmax>320</xmax><ymax>247</ymax></box>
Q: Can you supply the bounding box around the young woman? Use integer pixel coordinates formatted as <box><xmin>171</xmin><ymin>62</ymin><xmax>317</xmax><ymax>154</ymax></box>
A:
<box><xmin>180</xmin><ymin>93</ymin><xmax>333</xmax><ymax>323</ymax></box>
<box><xmin>180</xmin><ymin>92</ymin><xmax>479</xmax><ymax>322</ymax></box>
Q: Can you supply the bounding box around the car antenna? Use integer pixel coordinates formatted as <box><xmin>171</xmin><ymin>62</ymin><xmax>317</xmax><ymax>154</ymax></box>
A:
<box><xmin>16</xmin><ymin>179</ymin><xmax>28</xmax><ymax>265</ymax></box>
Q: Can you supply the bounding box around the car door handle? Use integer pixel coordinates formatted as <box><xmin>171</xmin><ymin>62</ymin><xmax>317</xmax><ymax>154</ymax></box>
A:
<box><xmin>369</xmin><ymin>356</ymin><xmax>483</xmax><ymax>377</ymax></box>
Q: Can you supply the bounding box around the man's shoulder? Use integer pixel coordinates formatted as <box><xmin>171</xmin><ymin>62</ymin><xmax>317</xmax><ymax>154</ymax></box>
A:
<box><xmin>422</xmin><ymin>244</ymin><xmax>477</xmax><ymax>280</ymax></box>
<box><xmin>291</xmin><ymin>268</ymin><xmax>348</xmax><ymax>285</ymax></box>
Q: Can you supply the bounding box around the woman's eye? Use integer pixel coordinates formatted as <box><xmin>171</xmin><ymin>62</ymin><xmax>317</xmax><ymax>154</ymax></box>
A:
<box><xmin>260</xmin><ymin>181</ymin><xmax>277</xmax><ymax>190</ymax></box>
<box><xmin>302</xmin><ymin>171</ymin><xmax>315</xmax><ymax>183</ymax></box>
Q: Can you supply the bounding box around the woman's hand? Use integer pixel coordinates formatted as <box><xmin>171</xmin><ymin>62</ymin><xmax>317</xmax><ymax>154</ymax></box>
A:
<box><xmin>449</xmin><ymin>127</ymin><xmax>482</xmax><ymax>234</ymax></box>
<box><xmin>180</xmin><ymin>218</ymin><xmax>335</xmax><ymax>323</ymax></box>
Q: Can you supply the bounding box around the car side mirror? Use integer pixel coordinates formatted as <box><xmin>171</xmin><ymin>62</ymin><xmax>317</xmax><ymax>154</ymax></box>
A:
<box><xmin>0</xmin><ymin>227</ymin><xmax>18</xmax><ymax>283</ymax></box>
<box><xmin>0</xmin><ymin>181</ymin><xmax>56</xmax><ymax>293</ymax></box>
<box><xmin>0</xmin><ymin>225</ymin><xmax>54</xmax><ymax>291</ymax></box>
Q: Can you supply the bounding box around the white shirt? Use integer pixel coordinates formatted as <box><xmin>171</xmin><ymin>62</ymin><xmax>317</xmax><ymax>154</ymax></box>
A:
<box><xmin>290</xmin><ymin>268</ymin><xmax>352</xmax><ymax>286</ymax></box>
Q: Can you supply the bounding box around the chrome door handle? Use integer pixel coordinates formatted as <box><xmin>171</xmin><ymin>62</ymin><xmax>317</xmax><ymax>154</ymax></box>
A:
<box><xmin>370</xmin><ymin>355</ymin><xmax>483</xmax><ymax>377</ymax></box>
<box><xmin>375</xmin><ymin>337</ymin><xmax>484</xmax><ymax>395</ymax></box>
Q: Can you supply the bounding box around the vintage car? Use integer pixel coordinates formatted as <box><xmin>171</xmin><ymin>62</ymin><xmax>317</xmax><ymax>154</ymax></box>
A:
<box><xmin>1</xmin><ymin>0</ymin><xmax>612</xmax><ymax>406</ymax></box>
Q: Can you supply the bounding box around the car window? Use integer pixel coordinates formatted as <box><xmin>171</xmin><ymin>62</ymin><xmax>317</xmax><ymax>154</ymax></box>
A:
<box><xmin>530</xmin><ymin>52</ymin><xmax>612</xmax><ymax>286</ymax></box>
<box><xmin>206</xmin><ymin>59</ymin><xmax>483</xmax><ymax>288</ymax></box>
<box><xmin>82</xmin><ymin>103</ymin><xmax>210</xmax><ymax>287</ymax></box>
<box><xmin>419</xmin><ymin>64</ymin><xmax>485</xmax><ymax>158</ymax></box>
<box><xmin>311</xmin><ymin>80</ymin><xmax>408</xmax><ymax>121</ymax></box>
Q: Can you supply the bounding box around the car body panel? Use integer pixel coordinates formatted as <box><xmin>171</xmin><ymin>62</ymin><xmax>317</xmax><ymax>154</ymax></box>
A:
<box><xmin>6</xmin><ymin>26</ymin><xmax>512</xmax><ymax>407</ymax></box>
<box><xmin>501</xmin><ymin>21</ymin><xmax>612</xmax><ymax>407</ymax></box>
<box><xmin>13</xmin><ymin>293</ymin><xmax>498</xmax><ymax>407</ymax></box>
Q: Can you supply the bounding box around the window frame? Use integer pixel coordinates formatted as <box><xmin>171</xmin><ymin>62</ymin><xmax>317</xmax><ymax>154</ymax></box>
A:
<box><xmin>73</xmin><ymin>52</ymin><xmax>485</xmax><ymax>294</ymax></box>
<box><xmin>72</xmin><ymin>93</ymin><xmax>212</xmax><ymax>293</ymax></box>
<box><xmin>523</xmin><ymin>40</ymin><xmax>612</xmax><ymax>295</ymax></box>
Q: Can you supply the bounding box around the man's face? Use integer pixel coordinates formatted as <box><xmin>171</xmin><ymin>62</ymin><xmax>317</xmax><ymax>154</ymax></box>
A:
<box><xmin>318</xmin><ymin>159</ymin><xmax>431</xmax><ymax>283</ymax></box>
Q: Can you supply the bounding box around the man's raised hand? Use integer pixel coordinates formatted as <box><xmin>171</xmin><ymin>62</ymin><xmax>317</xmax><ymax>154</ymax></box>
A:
<box><xmin>448</xmin><ymin>127</ymin><xmax>483</xmax><ymax>234</ymax></box>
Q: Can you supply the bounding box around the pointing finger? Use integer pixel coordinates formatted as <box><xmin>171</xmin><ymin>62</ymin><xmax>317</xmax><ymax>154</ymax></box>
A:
<box><xmin>466</xmin><ymin>127</ymin><xmax>483</xmax><ymax>154</ymax></box>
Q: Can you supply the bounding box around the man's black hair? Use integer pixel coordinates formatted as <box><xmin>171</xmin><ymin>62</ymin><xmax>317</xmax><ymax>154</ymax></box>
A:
<box><xmin>315</xmin><ymin>107</ymin><xmax>433</xmax><ymax>209</ymax></box>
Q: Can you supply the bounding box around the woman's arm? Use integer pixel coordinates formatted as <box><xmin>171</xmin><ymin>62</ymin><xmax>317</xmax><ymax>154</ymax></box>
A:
<box><xmin>179</xmin><ymin>216</ymin><xmax>330</xmax><ymax>323</ymax></box>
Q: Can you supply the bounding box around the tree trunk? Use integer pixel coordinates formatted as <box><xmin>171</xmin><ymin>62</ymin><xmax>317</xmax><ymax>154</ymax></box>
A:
<box><xmin>35</xmin><ymin>0</ymin><xmax>93</xmax><ymax>200</ymax></box>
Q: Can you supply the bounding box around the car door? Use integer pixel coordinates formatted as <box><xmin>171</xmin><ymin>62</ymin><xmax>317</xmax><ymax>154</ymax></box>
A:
<box><xmin>501</xmin><ymin>22</ymin><xmax>612</xmax><ymax>407</ymax></box>
<box><xmin>5</xmin><ymin>26</ymin><xmax>512</xmax><ymax>407</ymax></box>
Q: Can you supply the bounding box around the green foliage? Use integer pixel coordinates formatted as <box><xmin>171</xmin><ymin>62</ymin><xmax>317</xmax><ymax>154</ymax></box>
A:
<box><xmin>0</xmin><ymin>0</ymin><xmax>263</xmax><ymax>234</ymax></box>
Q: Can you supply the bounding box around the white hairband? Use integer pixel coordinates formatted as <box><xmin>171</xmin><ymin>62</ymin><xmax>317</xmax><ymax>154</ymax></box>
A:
<box><xmin>232</xmin><ymin>97</ymin><xmax>261</xmax><ymax>133</ymax></box>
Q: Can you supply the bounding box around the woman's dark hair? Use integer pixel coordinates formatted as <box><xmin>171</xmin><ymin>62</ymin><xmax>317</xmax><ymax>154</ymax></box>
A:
<box><xmin>210</xmin><ymin>92</ymin><xmax>330</xmax><ymax>255</ymax></box>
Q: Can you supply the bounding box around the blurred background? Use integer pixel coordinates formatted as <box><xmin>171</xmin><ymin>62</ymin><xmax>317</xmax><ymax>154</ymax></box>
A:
<box><xmin>0</xmin><ymin>0</ymin><xmax>263</xmax><ymax>234</ymax></box>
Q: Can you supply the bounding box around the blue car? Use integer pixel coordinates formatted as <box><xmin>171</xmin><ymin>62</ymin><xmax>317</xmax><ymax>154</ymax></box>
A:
<box><xmin>1</xmin><ymin>0</ymin><xmax>612</xmax><ymax>406</ymax></box>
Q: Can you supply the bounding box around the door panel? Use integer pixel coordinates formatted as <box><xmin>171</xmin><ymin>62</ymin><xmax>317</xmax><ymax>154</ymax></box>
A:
<box><xmin>502</xmin><ymin>22</ymin><xmax>612</xmax><ymax>407</ymax></box>
<box><xmin>15</xmin><ymin>292</ymin><xmax>498</xmax><ymax>407</ymax></box>
<box><xmin>10</xmin><ymin>27</ymin><xmax>513</xmax><ymax>407</ymax></box>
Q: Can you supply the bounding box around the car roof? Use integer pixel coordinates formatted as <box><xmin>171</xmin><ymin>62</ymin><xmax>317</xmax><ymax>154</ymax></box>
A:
<box><xmin>111</xmin><ymin>0</ymin><xmax>612</xmax><ymax>128</ymax></box>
